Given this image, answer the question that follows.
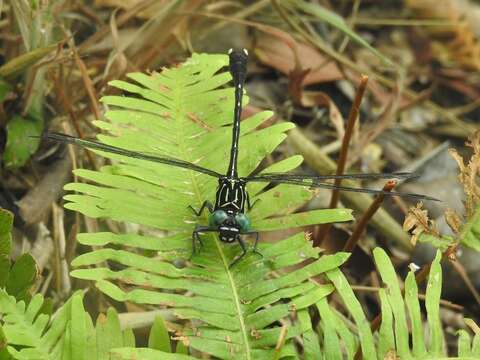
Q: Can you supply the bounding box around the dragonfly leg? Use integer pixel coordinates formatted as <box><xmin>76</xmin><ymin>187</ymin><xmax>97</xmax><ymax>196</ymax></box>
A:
<box><xmin>191</xmin><ymin>225</ymin><xmax>217</xmax><ymax>259</ymax></box>
<box><xmin>229</xmin><ymin>237</ymin><xmax>248</xmax><ymax>268</ymax></box>
<box><xmin>246</xmin><ymin>192</ymin><xmax>260</xmax><ymax>211</ymax></box>
<box><xmin>188</xmin><ymin>201</ymin><xmax>213</xmax><ymax>217</ymax></box>
<box><xmin>245</xmin><ymin>230</ymin><xmax>263</xmax><ymax>258</ymax></box>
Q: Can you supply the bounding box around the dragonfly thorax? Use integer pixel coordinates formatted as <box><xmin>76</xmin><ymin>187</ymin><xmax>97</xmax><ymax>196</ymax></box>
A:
<box><xmin>214</xmin><ymin>177</ymin><xmax>247</xmax><ymax>212</ymax></box>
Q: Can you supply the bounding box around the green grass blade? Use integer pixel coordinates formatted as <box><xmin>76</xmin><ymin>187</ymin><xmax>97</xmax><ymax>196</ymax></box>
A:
<box><xmin>289</xmin><ymin>0</ymin><xmax>393</xmax><ymax>66</ymax></box>
<box><xmin>377</xmin><ymin>289</ymin><xmax>394</xmax><ymax>359</ymax></box>
<box><xmin>373</xmin><ymin>247</ymin><xmax>411</xmax><ymax>359</ymax></box>
<box><xmin>426</xmin><ymin>250</ymin><xmax>445</xmax><ymax>356</ymax></box>
<box><xmin>326</xmin><ymin>268</ymin><xmax>376</xmax><ymax>359</ymax></box>
<box><xmin>405</xmin><ymin>270</ymin><xmax>427</xmax><ymax>357</ymax></box>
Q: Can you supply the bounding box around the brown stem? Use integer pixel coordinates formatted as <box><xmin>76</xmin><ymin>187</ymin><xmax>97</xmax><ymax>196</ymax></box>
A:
<box><xmin>330</xmin><ymin>75</ymin><xmax>369</xmax><ymax>208</ymax></box>
<box><xmin>288</xmin><ymin>128</ymin><xmax>412</xmax><ymax>250</ymax></box>
<box><xmin>54</xmin><ymin>63</ymin><xmax>97</xmax><ymax>169</ymax></box>
<box><xmin>449</xmin><ymin>260</ymin><xmax>480</xmax><ymax>306</ymax></box>
<box><xmin>315</xmin><ymin>75</ymin><xmax>369</xmax><ymax>246</ymax></box>
<box><xmin>344</xmin><ymin>180</ymin><xmax>396</xmax><ymax>253</ymax></box>
<box><xmin>71</xmin><ymin>43</ymin><xmax>101</xmax><ymax>121</ymax></box>
<box><xmin>273</xmin><ymin>0</ymin><xmax>475</xmax><ymax>138</ymax></box>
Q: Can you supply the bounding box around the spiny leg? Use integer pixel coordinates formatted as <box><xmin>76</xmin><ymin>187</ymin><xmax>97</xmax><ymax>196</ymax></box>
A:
<box><xmin>246</xmin><ymin>192</ymin><xmax>260</xmax><ymax>211</ymax></box>
<box><xmin>191</xmin><ymin>225</ymin><xmax>217</xmax><ymax>259</ymax></box>
<box><xmin>245</xmin><ymin>230</ymin><xmax>263</xmax><ymax>258</ymax></box>
<box><xmin>188</xmin><ymin>200</ymin><xmax>213</xmax><ymax>216</ymax></box>
<box><xmin>229</xmin><ymin>237</ymin><xmax>248</xmax><ymax>268</ymax></box>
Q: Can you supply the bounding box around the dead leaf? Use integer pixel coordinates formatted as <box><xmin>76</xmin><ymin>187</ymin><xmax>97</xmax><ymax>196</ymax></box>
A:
<box><xmin>405</xmin><ymin>0</ymin><xmax>480</xmax><ymax>71</ymax></box>
<box><xmin>445</xmin><ymin>208</ymin><xmax>462</xmax><ymax>234</ymax></box>
<box><xmin>255</xmin><ymin>33</ymin><xmax>344</xmax><ymax>86</ymax></box>
<box><xmin>302</xmin><ymin>91</ymin><xmax>345</xmax><ymax>139</ymax></box>
<box><xmin>288</xmin><ymin>66</ymin><xmax>311</xmax><ymax>105</ymax></box>
<box><xmin>449</xmin><ymin>131</ymin><xmax>480</xmax><ymax>216</ymax></box>
<box><xmin>383</xmin><ymin>349</ymin><xmax>399</xmax><ymax>360</ymax></box>
<box><xmin>94</xmin><ymin>0</ymin><xmax>168</xmax><ymax>19</ymax></box>
<box><xmin>403</xmin><ymin>202</ymin><xmax>439</xmax><ymax>246</ymax></box>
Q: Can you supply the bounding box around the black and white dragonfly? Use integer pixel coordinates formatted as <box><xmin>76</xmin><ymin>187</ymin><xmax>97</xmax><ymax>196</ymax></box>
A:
<box><xmin>44</xmin><ymin>49</ymin><xmax>437</xmax><ymax>266</ymax></box>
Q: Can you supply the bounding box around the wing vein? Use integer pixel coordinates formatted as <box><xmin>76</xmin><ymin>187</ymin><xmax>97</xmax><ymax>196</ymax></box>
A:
<box><xmin>44</xmin><ymin>133</ymin><xmax>223</xmax><ymax>178</ymax></box>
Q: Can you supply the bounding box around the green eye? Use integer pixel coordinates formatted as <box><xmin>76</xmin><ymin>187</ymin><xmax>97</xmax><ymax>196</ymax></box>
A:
<box><xmin>209</xmin><ymin>210</ymin><xmax>228</xmax><ymax>227</ymax></box>
<box><xmin>235</xmin><ymin>213</ymin><xmax>251</xmax><ymax>232</ymax></box>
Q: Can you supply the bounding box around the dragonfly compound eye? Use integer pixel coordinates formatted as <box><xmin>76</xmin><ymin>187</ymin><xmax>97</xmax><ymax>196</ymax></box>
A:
<box><xmin>235</xmin><ymin>213</ymin><xmax>251</xmax><ymax>232</ymax></box>
<box><xmin>209</xmin><ymin>210</ymin><xmax>228</xmax><ymax>227</ymax></box>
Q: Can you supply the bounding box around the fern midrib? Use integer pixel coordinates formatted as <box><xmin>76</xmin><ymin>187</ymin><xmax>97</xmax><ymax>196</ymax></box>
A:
<box><xmin>214</xmin><ymin>236</ymin><xmax>251</xmax><ymax>359</ymax></box>
<box><xmin>174</xmin><ymin>73</ymin><xmax>251</xmax><ymax>359</ymax></box>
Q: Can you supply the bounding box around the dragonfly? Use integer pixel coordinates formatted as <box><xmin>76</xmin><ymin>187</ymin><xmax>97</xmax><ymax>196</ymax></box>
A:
<box><xmin>44</xmin><ymin>49</ymin><xmax>437</xmax><ymax>266</ymax></box>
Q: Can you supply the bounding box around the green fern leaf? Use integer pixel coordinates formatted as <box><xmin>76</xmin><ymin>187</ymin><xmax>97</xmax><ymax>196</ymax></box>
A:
<box><xmin>148</xmin><ymin>316</ymin><xmax>172</xmax><ymax>352</ymax></box>
<box><xmin>404</xmin><ymin>270</ymin><xmax>427</xmax><ymax>357</ymax></box>
<box><xmin>325</xmin><ymin>268</ymin><xmax>375</xmax><ymax>359</ymax></box>
<box><xmin>0</xmin><ymin>290</ymin><xmax>135</xmax><ymax>359</ymax></box>
<box><xmin>417</xmin><ymin>203</ymin><xmax>480</xmax><ymax>252</ymax></box>
<box><xmin>374</xmin><ymin>248</ymin><xmax>445</xmax><ymax>359</ymax></box>
<box><xmin>0</xmin><ymin>289</ymin><xmax>67</xmax><ymax>359</ymax></box>
<box><xmin>0</xmin><ymin>208</ymin><xmax>37</xmax><ymax>301</ymax></box>
<box><xmin>111</xmin><ymin>348</ymin><xmax>195</xmax><ymax>360</ymax></box>
<box><xmin>460</xmin><ymin>204</ymin><xmax>480</xmax><ymax>251</ymax></box>
<box><xmin>0</xmin><ymin>209</ymin><xmax>13</xmax><ymax>288</ymax></box>
<box><xmin>319</xmin><ymin>247</ymin><xmax>480</xmax><ymax>360</ymax></box>
<box><xmin>61</xmin><ymin>52</ymin><xmax>353</xmax><ymax>358</ymax></box>
<box><xmin>377</xmin><ymin>288</ymin><xmax>395</xmax><ymax>358</ymax></box>
<box><xmin>457</xmin><ymin>323</ymin><xmax>480</xmax><ymax>358</ymax></box>
<box><xmin>373</xmin><ymin>248</ymin><xmax>412</xmax><ymax>358</ymax></box>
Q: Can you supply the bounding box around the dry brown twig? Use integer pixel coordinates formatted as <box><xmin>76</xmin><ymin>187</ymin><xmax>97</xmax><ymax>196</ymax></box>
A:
<box><xmin>315</xmin><ymin>75</ymin><xmax>369</xmax><ymax>247</ymax></box>
<box><xmin>449</xmin><ymin>131</ymin><xmax>480</xmax><ymax>217</ymax></box>
<box><xmin>343</xmin><ymin>180</ymin><xmax>396</xmax><ymax>253</ymax></box>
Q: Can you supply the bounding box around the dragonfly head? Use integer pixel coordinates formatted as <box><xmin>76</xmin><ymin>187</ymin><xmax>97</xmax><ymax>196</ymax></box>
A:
<box><xmin>218</xmin><ymin>227</ymin><xmax>240</xmax><ymax>243</ymax></box>
<box><xmin>209</xmin><ymin>209</ymin><xmax>251</xmax><ymax>243</ymax></box>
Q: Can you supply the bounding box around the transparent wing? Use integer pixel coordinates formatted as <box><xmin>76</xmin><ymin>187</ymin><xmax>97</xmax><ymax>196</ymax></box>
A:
<box><xmin>44</xmin><ymin>133</ymin><xmax>223</xmax><ymax>178</ymax></box>
<box><xmin>244</xmin><ymin>172</ymin><xmax>418</xmax><ymax>182</ymax></box>
<box><xmin>243</xmin><ymin>176</ymin><xmax>439</xmax><ymax>201</ymax></box>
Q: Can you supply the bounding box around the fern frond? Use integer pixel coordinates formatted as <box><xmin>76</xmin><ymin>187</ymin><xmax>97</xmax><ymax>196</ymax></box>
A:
<box><xmin>0</xmin><ymin>290</ymin><xmax>135</xmax><ymax>359</ymax></box>
<box><xmin>321</xmin><ymin>247</ymin><xmax>480</xmax><ymax>360</ymax></box>
<box><xmin>0</xmin><ymin>209</ymin><xmax>37</xmax><ymax>302</ymax></box>
<box><xmin>460</xmin><ymin>203</ymin><xmax>480</xmax><ymax>251</ymax></box>
<box><xmin>61</xmin><ymin>53</ymin><xmax>354</xmax><ymax>358</ymax></box>
<box><xmin>412</xmin><ymin>203</ymin><xmax>480</xmax><ymax>252</ymax></box>
<box><xmin>111</xmin><ymin>348</ymin><xmax>196</xmax><ymax>360</ymax></box>
<box><xmin>0</xmin><ymin>289</ymin><xmax>74</xmax><ymax>359</ymax></box>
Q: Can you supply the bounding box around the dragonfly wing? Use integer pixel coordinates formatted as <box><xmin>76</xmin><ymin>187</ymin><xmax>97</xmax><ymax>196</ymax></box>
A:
<box><xmin>244</xmin><ymin>171</ymin><xmax>419</xmax><ymax>181</ymax></box>
<box><xmin>243</xmin><ymin>176</ymin><xmax>439</xmax><ymax>201</ymax></box>
<box><xmin>44</xmin><ymin>133</ymin><xmax>223</xmax><ymax>178</ymax></box>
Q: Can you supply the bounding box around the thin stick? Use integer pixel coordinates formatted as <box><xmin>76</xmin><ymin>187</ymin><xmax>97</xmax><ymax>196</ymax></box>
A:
<box><xmin>330</xmin><ymin>75</ymin><xmax>369</xmax><ymax>208</ymax></box>
<box><xmin>315</xmin><ymin>75</ymin><xmax>369</xmax><ymax>246</ymax></box>
<box><xmin>272</xmin><ymin>0</ymin><xmax>476</xmax><ymax>137</ymax></box>
<box><xmin>78</xmin><ymin>0</ymin><xmax>159</xmax><ymax>53</ymax></box>
<box><xmin>343</xmin><ymin>180</ymin><xmax>396</xmax><ymax>252</ymax></box>
<box><xmin>71</xmin><ymin>43</ymin><xmax>101</xmax><ymax>121</ymax></box>
<box><xmin>449</xmin><ymin>257</ymin><xmax>480</xmax><ymax>306</ymax></box>
<box><xmin>54</xmin><ymin>63</ymin><xmax>97</xmax><ymax>169</ymax></box>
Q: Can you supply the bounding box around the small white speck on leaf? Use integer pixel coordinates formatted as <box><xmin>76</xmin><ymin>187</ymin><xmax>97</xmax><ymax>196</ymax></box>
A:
<box><xmin>408</xmin><ymin>262</ymin><xmax>420</xmax><ymax>272</ymax></box>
